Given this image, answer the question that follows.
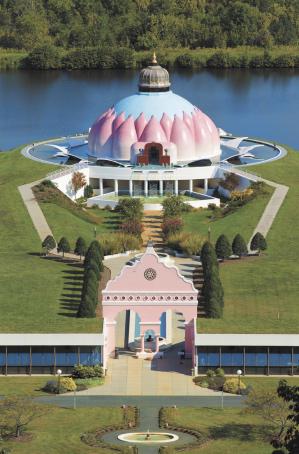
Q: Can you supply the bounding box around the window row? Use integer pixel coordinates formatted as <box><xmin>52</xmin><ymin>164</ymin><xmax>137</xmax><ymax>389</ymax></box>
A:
<box><xmin>197</xmin><ymin>346</ymin><xmax>299</xmax><ymax>368</ymax></box>
<box><xmin>0</xmin><ymin>346</ymin><xmax>101</xmax><ymax>367</ymax></box>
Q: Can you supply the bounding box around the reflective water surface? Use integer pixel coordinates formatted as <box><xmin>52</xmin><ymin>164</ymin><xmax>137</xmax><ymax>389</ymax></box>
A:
<box><xmin>1</xmin><ymin>69</ymin><xmax>299</xmax><ymax>151</ymax></box>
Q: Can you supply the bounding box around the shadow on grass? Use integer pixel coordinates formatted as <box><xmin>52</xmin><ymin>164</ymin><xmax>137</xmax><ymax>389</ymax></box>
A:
<box><xmin>209</xmin><ymin>422</ymin><xmax>272</xmax><ymax>442</ymax></box>
<box><xmin>59</xmin><ymin>263</ymin><xmax>84</xmax><ymax>318</ymax></box>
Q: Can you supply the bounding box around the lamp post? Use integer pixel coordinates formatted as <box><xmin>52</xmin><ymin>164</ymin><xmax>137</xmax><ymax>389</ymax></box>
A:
<box><xmin>73</xmin><ymin>388</ymin><xmax>77</xmax><ymax>410</ymax></box>
<box><xmin>237</xmin><ymin>369</ymin><xmax>243</xmax><ymax>394</ymax></box>
<box><xmin>208</xmin><ymin>226</ymin><xmax>211</xmax><ymax>242</ymax></box>
<box><xmin>94</xmin><ymin>226</ymin><xmax>97</xmax><ymax>238</ymax></box>
<box><xmin>57</xmin><ymin>369</ymin><xmax>62</xmax><ymax>394</ymax></box>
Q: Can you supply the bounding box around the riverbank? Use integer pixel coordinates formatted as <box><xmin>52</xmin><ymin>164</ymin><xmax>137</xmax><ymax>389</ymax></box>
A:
<box><xmin>1</xmin><ymin>46</ymin><xmax>299</xmax><ymax>70</ymax></box>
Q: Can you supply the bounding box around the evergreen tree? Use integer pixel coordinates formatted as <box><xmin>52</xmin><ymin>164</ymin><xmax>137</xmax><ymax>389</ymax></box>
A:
<box><xmin>232</xmin><ymin>234</ymin><xmax>248</xmax><ymax>258</ymax></box>
<box><xmin>57</xmin><ymin>237</ymin><xmax>71</xmax><ymax>257</ymax></box>
<box><xmin>250</xmin><ymin>232</ymin><xmax>267</xmax><ymax>253</ymax></box>
<box><xmin>81</xmin><ymin>269</ymin><xmax>98</xmax><ymax>298</ymax></box>
<box><xmin>74</xmin><ymin>237</ymin><xmax>87</xmax><ymax>260</ymax></box>
<box><xmin>200</xmin><ymin>241</ymin><xmax>218</xmax><ymax>269</ymax></box>
<box><xmin>85</xmin><ymin>258</ymin><xmax>101</xmax><ymax>279</ymax></box>
<box><xmin>89</xmin><ymin>240</ymin><xmax>104</xmax><ymax>259</ymax></box>
<box><xmin>215</xmin><ymin>234</ymin><xmax>232</xmax><ymax>260</ymax></box>
<box><xmin>207</xmin><ymin>297</ymin><xmax>223</xmax><ymax>319</ymax></box>
<box><xmin>77</xmin><ymin>294</ymin><xmax>96</xmax><ymax>318</ymax></box>
<box><xmin>42</xmin><ymin>235</ymin><xmax>56</xmax><ymax>255</ymax></box>
<box><xmin>84</xmin><ymin>246</ymin><xmax>101</xmax><ymax>267</ymax></box>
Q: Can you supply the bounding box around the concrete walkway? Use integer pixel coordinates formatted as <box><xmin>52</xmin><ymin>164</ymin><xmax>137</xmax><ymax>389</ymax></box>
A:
<box><xmin>18</xmin><ymin>180</ymin><xmax>53</xmax><ymax>243</ymax></box>
<box><xmin>227</xmin><ymin>167</ymin><xmax>289</xmax><ymax>248</ymax></box>
<box><xmin>18</xmin><ymin>180</ymin><xmax>84</xmax><ymax>260</ymax></box>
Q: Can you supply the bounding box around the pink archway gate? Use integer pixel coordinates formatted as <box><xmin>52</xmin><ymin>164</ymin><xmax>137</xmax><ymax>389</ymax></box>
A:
<box><xmin>102</xmin><ymin>245</ymin><xmax>198</xmax><ymax>367</ymax></box>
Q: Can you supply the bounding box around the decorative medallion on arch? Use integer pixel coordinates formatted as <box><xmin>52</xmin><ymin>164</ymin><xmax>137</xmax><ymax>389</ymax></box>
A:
<box><xmin>137</xmin><ymin>142</ymin><xmax>170</xmax><ymax>166</ymax></box>
<box><xmin>144</xmin><ymin>268</ymin><xmax>157</xmax><ymax>281</ymax></box>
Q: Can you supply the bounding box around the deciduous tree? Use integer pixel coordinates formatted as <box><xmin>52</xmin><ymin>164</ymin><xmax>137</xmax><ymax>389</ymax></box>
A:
<box><xmin>57</xmin><ymin>237</ymin><xmax>71</xmax><ymax>257</ymax></box>
<box><xmin>42</xmin><ymin>235</ymin><xmax>56</xmax><ymax>255</ymax></box>
<box><xmin>74</xmin><ymin>236</ymin><xmax>87</xmax><ymax>260</ymax></box>
<box><xmin>232</xmin><ymin>234</ymin><xmax>248</xmax><ymax>257</ymax></box>
<box><xmin>0</xmin><ymin>396</ymin><xmax>50</xmax><ymax>439</ymax></box>
<box><xmin>215</xmin><ymin>234</ymin><xmax>232</xmax><ymax>260</ymax></box>
<box><xmin>71</xmin><ymin>172</ymin><xmax>86</xmax><ymax>200</ymax></box>
<box><xmin>250</xmin><ymin>232</ymin><xmax>267</xmax><ymax>253</ymax></box>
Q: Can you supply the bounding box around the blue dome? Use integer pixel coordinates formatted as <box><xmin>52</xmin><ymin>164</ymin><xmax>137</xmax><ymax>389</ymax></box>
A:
<box><xmin>114</xmin><ymin>90</ymin><xmax>195</xmax><ymax>121</ymax></box>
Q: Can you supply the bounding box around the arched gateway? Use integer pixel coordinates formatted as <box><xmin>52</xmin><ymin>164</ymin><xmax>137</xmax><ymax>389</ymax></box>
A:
<box><xmin>102</xmin><ymin>244</ymin><xmax>198</xmax><ymax>368</ymax></box>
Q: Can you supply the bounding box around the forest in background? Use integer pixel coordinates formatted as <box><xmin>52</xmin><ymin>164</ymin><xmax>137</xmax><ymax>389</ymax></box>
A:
<box><xmin>0</xmin><ymin>0</ymin><xmax>299</xmax><ymax>69</ymax></box>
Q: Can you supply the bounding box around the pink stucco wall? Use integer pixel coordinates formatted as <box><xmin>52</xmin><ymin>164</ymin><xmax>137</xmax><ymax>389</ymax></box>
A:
<box><xmin>102</xmin><ymin>247</ymin><xmax>198</xmax><ymax>361</ymax></box>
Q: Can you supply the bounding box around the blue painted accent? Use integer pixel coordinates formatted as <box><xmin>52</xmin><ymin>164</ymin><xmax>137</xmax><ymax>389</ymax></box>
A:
<box><xmin>80</xmin><ymin>347</ymin><xmax>101</xmax><ymax>366</ymax></box>
<box><xmin>135</xmin><ymin>313</ymin><xmax>141</xmax><ymax>338</ymax></box>
<box><xmin>144</xmin><ymin>329</ymin><xmax>156</xmax><ymax>339</ymax></box>
<box><xmin>114</xmin><ymin>90</ymin><xmax>195</xmax><ymax>120</ymax></box>
<box><xmin>160</xmin><ymin>312</ymin><xmax>166</xmax><ymax>338</ymax></box>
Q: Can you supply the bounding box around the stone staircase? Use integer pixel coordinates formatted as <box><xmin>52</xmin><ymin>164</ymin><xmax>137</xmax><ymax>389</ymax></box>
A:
<box><xmin>142</xmin><ymin>210</ymin><xmax>164</xmax><ymax>248</ymax></box>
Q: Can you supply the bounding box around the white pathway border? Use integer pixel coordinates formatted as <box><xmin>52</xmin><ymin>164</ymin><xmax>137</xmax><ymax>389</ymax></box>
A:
<box><xmin>221</xmin><ymin>163</ymin><xmax>289</xmax><ymax>249</ymax></box>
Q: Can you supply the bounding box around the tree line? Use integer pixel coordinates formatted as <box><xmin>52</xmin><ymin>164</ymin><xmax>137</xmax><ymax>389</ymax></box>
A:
<box><xmin>1</xmin><ymin>0</ymin><xmax>299</xmax><ymax>53</ymax></box>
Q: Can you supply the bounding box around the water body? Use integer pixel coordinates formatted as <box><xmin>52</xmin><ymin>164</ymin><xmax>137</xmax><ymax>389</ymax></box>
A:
<box><xmin>0</xmin><ymin>69</ymin><xmax>299</xmax><ymax>152</ymax></box>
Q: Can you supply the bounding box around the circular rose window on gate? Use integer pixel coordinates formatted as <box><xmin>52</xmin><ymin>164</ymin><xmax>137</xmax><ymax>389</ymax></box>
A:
<box><xmin>144</xmin><ymin>268</ymin><xmax>157</xmax><ymax>281</ymax></box>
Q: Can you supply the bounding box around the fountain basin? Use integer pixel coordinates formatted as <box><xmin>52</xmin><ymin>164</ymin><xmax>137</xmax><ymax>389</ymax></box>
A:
<box><xmin>118</xmin><ymin>432</ymin><xmax>179</xmax><ymax>444</ymax></box>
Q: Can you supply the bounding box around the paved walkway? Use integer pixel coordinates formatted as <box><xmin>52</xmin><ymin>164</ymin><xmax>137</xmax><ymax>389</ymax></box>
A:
<box><xmin>227</xmin><ymin>167</ymin><xmax>289</xmax><ymax>248</ymax></box>
<box><xmin>77</xmin><ymin>351</ymin><xmax>232</xmax><ymax>396</ymax></box>
<box><xmin>18</xmin><ymin>180</ymin><xmax>53</xmax><ymax>243</ymax></box>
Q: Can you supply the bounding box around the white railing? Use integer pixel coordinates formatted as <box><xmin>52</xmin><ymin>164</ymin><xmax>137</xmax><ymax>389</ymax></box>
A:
<box><xmin>47</xmin><ymin>161</ymin><xmax>89</xmax><ymax>180</ymax></box>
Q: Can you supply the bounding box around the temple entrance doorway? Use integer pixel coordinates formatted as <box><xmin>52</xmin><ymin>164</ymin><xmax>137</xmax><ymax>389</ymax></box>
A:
<box><xmin>148</xmin><ymin>146</ymin><xmax>160</xmax><ymax>164</ymax></box>
<box><xmin>148</xmin><ymin>181</ymin><xmax>159</xmax><ymax>196</ymax></box>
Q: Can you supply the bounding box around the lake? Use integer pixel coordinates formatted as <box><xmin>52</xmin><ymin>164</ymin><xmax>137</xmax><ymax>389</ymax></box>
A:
<box><xmin>0</xmin><ymin>69</ymin><xmax>299</xmax><ymax>151</ymax></box>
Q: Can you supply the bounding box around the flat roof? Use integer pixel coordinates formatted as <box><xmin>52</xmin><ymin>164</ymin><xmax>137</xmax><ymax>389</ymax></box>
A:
<box><xmin>0</xmin><ymin>333</ymin><xmax>104</xmax><ymax>346</ymax></box>
<box><xmin>195</xmin><ymin>334</ymin><xmax>299</xmax><ymax>347</ymax></box>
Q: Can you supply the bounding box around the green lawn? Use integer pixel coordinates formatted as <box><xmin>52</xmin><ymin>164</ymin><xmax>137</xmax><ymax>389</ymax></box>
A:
<box><xmin>2</xmin><ymin>406</ymin><xmax>129</xmax><ymax>454</ymax></box>
<box><xmin>162</xmin><ymin>407</ymin><xmax>273</xmax><ymax>454</ymax></box>
<box><xmin>40</xmin><ymin>202</ymin><xmax>117</xmax><ymax>247</ymax></box>
<box><xmin>197</xmin><ymin>148</ymin><xmax>299</xmax><ymax>333</ymax></box>
<box><xmin>0</xmin><ymin>377</ymin><xmax>51</xmax><ymax>396</ymax></box>
<box><xmin>0</xmin><ymin>149</ymin><xmax>101</xmax><ymax>332</ymax></box>
<box><xmin>182</xmin><ymin>185</ymin><xmax>273</xmax><ymax>244</ymax></box>
<box><xmin>241</xmin><ymin>376</ymin><xmax>299</xmax><ymax>392</ymax></box>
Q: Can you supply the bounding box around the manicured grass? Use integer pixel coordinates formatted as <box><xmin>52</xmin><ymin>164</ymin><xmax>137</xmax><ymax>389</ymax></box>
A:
<box><xmin>0</xmin><ymin>377</ymin><xmax>52</xmax><ymax>396</ymax></box>
<box><xmin>197</xmin><ymin>148</ymin><xmax>299</xmax><ymax>333</ymax></box>
<box><xmin>0</xmin><ymin>149</ymin><xmax>101</xmax><ymax>332</ymax></box>
<box><xmin>2</xmin><ymin>406</ymin><xmax>127</xmax><ymax>454</ymax></box>
<box><xmin>162</xmin><ymin>407</ymin><xmax>273</xmax><ymax>454</ymax></box>
<box><xmin>40</xmin><ymin>202</ymin><xmax>117</xmax><ymax>247</ymax></box>
<box><xmin>183</xmin><ymin>186</ymin><xmax>273</xmax><ymax>244</ymax></box>
<box><xmin>240</xmin><ymin>376</ymin><xmax>299</xmax><ymax>392</ymax></box>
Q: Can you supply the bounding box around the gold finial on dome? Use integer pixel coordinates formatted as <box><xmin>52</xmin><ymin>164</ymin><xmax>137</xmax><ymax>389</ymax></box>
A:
<box><xmin>152</xmin><ymin>51</ymin><xmax>157</xmax><ymax>64</ymax></box>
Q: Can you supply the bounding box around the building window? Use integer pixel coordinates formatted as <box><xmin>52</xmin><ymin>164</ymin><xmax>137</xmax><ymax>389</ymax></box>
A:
<box><xmin>7</xmin><ymin>347</ymin><xmax>30</xmax><ymax>366</ymax></box>
<box><xmin>221</xmin><ymin>347</ymin><xmax>243</xmax><ymax>367</ymax></box>
<box><xmin>79</xmin><ymin>347</ymin><xmax>101</xmax><ymax>366</ymax></box>
<box><xmin>245</xmin><ymin>347</ymin><xmax>267</xmax><ymax>367</ymax></box>
<box><xmin>31</xmin><ymin>347</ymin><xmax>54</xmax><ymax>366</ymax></box>
<box><xmin>198</xmin><ymin>347</ymin><xmax>219</xmax><ymax>367</ymax></box>
<box><xmin>269</xmin><ymin>347</ymin><xmax>292</xmax><ymax>367</ymax></box>
<box><xmin>89</xmin><ymin>178</ymin><xmax>99</xmax><ymax>189</ymax></box>
<box><xmin>55</xmin><ymin>347</ymin><xmax>78</xmax><ymax>366</ymax></box>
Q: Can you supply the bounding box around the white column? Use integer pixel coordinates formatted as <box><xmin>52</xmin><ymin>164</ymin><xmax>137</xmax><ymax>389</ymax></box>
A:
<box><xmin>114</xmin><ymin>179</ymin><xmax>118</xmax><ymax>195</ymax></box>
<box><xmin>159</xmin><ymin>180</ymin><xmax>163</xmax><ymax>196</ymax></box>
<box><xmin>99</xmin><ymin>178</ymin><xmax>103</xmax><ymax>196</ymax></box>
<box><xmin>144</xmin><ymin>180</ymin><xmax>148</xmax><ymax>196</ymax></box>
<box><xmin>155</xmin><ymin>335</ymin><xmax>159</xmax><ymax>353</ymax></box>
<box><xmin>204</xmin><ymin>178</ymin><xmax>208</xmax><ymax>193</ymax></box>
<box><xmin>189</xmin><ymin>179</ymin><xmax>193</xmax><ymax>192</ymax></box>
<box><xmin>174</xmin><ymin>180</ymin><xmax>179</xmax><ymax>196</ymax></box>
<box><xmin>140</xmin><ymin>335</ymin><xmax>145</xmax><ymax>353</ymax></box>
<box><xmin>129</xmin><ymin>180</ymin><xmax>133</xmax><ymax>196</ymax></box>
